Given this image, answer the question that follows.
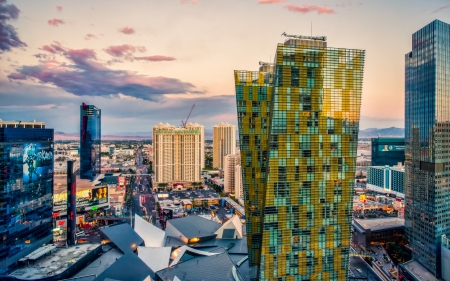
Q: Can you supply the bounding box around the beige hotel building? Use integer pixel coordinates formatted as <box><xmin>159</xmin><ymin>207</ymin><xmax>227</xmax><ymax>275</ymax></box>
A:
<box><xmin>152</xmin><ymin>122</ymin><xmax>205</xmax><ymax>189</ymax></box>
<box><xmin>213</xmin><ymin>122</ymin><xmax>236</xmax><ymax>169</ymax></box>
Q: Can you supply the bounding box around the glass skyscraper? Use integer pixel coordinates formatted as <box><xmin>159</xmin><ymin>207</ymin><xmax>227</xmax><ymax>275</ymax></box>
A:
<box><xmin>80</xmin><ymin>103</ymin><xmax>101</xmax><ymax>180</ymax></box>
<box><xmin>235</xmin><ymin>35</ymin><xmax>365</xmax><ymax>280</ymax></box>
<box><xmin>0</xmin><ymin>122</ymin><xmax>54</xmax><ymax>271</ymax></box>
<box><xmin>405</xmin><ymin>19</ymin><xmax>450</xmax><ymax>277</ymax></box>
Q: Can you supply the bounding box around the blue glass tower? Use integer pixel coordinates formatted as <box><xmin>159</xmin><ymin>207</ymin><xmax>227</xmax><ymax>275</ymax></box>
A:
<box><xmin>80</xmin><ymin>103</ymin><xmax>101</xmax><ymax>180</ymax></box>
<box><xmin>405</xmin><ymin>19</ymin><xmax>450</xmax><ymax>277</ymax></box>
<box><xmin>0</xmin><ymin>123</ymin><xmax>54</xmax><ymax>271</ymax></box>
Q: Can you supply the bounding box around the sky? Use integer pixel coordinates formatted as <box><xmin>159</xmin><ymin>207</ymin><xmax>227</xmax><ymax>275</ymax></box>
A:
<box><xmin>1</xmin><ymin>0</ymin><xmax>450</xmax><ymax>134</ymax></box>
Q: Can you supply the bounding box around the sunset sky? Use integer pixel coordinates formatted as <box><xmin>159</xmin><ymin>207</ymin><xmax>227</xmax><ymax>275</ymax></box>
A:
<box><xmin>1</xmin><ymin>0</ymin><xmax>450</xmax><ymax>134</ymax></box>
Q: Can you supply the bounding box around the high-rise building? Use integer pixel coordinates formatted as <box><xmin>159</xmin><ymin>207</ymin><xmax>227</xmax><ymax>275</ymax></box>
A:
<box><xmin>405</xmin><ymin>19</ymin><xmax>450</xmax><ymax>277</ymax></box>
<box><xmin>80</xmin><ymin>103</ymin><xmax>101</xmax><ymax>180</ymax></box>
<box><xmin>371</xmin><ymin>137</ymin><xmax>405</xmax><ymax>166</ymax></box>
<box><xmin>235</xmin><ymin>163</ymin><xmax>244</xmax><ymax>199</ymax></box>
<box><xmin>0</xmin><ymin>120</ymin><xmax>54</xmax><ymax>270</ymax></box>
<box><xmin>213</xmin><ymin>122</ymin><xmax>236</xmax><ymax>169</ymax></box>
<box><xmin>366</xmin><ymin>164</ymin><xmax>405</xmax><ymax>196</ymax></box>
<box><xmin>153</xmin><ymin>122</ymin><xmax>204</xmax><ymax>189</ymax></box>
<box><xmin>223</xmin><ymin>153</ymin><xmax>240</xmax><ymax>195</ymax></box>
<box><xmin>235</xmin><ymin>35</ymin><xmax>365</xmax><ymax>280</ymax></box>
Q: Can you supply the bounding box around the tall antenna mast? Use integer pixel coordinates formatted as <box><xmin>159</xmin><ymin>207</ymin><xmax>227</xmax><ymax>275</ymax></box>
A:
<box><xmin>311</xmin><ymin>21</ymin><xmax>312</xmax><ymax>37</ymax></box>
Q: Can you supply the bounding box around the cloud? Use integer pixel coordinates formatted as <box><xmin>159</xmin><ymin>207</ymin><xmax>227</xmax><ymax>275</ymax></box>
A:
<box><xmin>118</xmin><ymin>26</ymin><xmax>135</xmax><ymax>35</ymax></box>
<box><xmin>284</xmin><ymin>5</ymin><xmax>334</xmax><ymax>14</ymax></box>
<box><xmin>8</xmin><ymin>43</ymin><xmax>203</xmax><ymax>101</ymax></box>
<box><xmin>134</xmin><ymin>55</ymin><xmax>176</xmax><ymax>62</ymax></box>
<box><xmin>432</xmin><ymin>4</ymin><xmax>450</xmax><ymax>13</ymax></box>
<box><xmin>56</xmin><ymin>5</ymin><xmax>62</xmax><ymax>12</ymax></box>
<box><xmin>84</xmin><ymin>33</ymin><xmax>97</xmax><ymax>40</ymax></box>
<box><xmin>0</xmin><ymin>0</ymin><xmax>27</xmax><ymax>52</ymax></box>
<box><xmin>104</xmin><ymin>44</ymin><xmax>146</xmax><ymax>58</ymax></box>
<box><xmin>258</xmin><ymin>0</ymin><xmax>285</xmax><ymax>4</ymax></box>
<box><xmin>7</xmin><ymin>72</ymin><xmax>26</xmax><ymax>80</ymax></box>
<box><xmin>47</xmin><ymin>18</ymin><xmax>65</xmax><ymax>26</ymax></box>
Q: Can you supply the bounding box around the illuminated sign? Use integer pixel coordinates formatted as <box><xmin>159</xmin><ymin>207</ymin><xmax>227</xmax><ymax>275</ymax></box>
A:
<box><xmin>360</xmin><ymin>194</ymin><xmax>366</xmax><ymax>203</ymax></box>
<box><xmin>53</xmin><ymin>187</ymin><xmax>109</xmax><ymax>212</ymax></box>
<box><xmin>155</xmin><ymin>130</ymin><xmax>201</xmax><ymax>135</ymax></box>
<box><xmin>22</xmin><ymin>143</ymin><xmax>53</xmax><ymax>184</ymax></box>
<box><xmin>378</xmin><ymin>145</ymin><xmax>405</xmax><ymax>152</ymax></box>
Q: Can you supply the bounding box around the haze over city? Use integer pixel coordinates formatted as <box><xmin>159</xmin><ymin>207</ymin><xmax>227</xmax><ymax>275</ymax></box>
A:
<box><xmin>1</xmin><ymin>0</ymin><xmax>449</xmax><ymax>134</ymax></box>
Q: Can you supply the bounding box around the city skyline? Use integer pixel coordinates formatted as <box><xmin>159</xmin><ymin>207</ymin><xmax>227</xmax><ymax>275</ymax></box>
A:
<box><xmin>1</xmin><ymin>0</ymin><xmax>450</xmax><ymax>134</ymax></box>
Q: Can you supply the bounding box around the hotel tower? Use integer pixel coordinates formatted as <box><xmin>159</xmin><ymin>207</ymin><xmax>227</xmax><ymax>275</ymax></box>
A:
<box><xmin>234</xmin><ymin>34</ymin><xmax>365</xmax><ymax>280</ymax></box>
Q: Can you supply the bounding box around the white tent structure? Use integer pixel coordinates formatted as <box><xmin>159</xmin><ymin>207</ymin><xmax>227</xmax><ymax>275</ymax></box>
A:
<box><xmin>134</xmin><ymin>215</ymin><xmax>165</xmax><ymax>247</ymax></box>
<box><xmin>215</xmin><ymin>215</ymin><xmax>243</xmax><ymax>239</ymax></box>
<box><xmin>137</xmin><ymin>246</ymin><xmax>172</xmax><ymax>273</ymax></box>
<box><xmin>169</xmin><ymin>245</ymin><xmax>219</xmax><ymax>266</ymax></box>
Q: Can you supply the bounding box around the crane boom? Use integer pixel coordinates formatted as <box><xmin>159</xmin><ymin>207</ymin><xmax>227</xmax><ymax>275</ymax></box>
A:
<box><xmin>181</xmin><ymin>103</ymin><xmax>195</xmax><ymax>128</ymax></box>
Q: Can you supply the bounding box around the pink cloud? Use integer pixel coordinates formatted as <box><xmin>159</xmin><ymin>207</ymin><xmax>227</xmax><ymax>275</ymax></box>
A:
<box><xmin>47</xmin><ymin>18</ymin><xmax>65</xmax><ymax>26</ymax></box>
<box><xmin>258</xmin><ymin>0</ymin><xmax>285</xmax><ymax>4</ymax></box>
<box><xmin>104</xmin><ymin>44</ymin><xmax>146</xmax><ymax>58</ymax></box>
<box><xmin>118</xmin><ymin>26</ymin><xmax>135</xmax><ymax>35</ymax></box>
<box><xmin>285</xmin><ymin>5</ymin><xmax>334</xmax><ymax>14</ymax></box>
<box><xmin>135</xmin><ymin>56</ymin><xmax>176</xmax><ymax>62</ymax></box>
<box><xmin>39</xmin><ymin>42</ymin><xmax>66</xmax><ymax>54</ymax></box>
<box><xmin>84</xmin><ymin>33</ymin><xmax>97</xmax><ymax>40</ymax></box>
<box><xmin>56</xmin><ymin>5</ymin><xmax>62</xmax><ymax>12</ymax></box>
<box><xmin>7</xmin><ymin>73</ymin><xmax>27</xmax><ymax>80</ymax></box>
<box><xmin>432</xmin><ymin>4</ymin><xmax>450</xmax><ymax>13</ymax></box>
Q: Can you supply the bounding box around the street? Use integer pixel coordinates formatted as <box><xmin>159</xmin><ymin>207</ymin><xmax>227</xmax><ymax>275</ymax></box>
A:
<box><xmin>349</xmin><ymin>256</ymin><xmax>384</xmax><ymax>281</ymax></box>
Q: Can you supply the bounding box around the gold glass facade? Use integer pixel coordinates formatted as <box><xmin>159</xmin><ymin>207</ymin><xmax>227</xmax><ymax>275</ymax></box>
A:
<box><xmin>235</xmin><ymin>38</ymin><xmax>365</xmax><ymax>281</ymax></box>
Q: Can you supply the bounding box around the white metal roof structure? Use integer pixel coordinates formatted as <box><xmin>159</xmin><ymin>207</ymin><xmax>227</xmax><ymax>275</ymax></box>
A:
<box><xmin>169</xmin><ymin>245</ymin><xmax>218</xmax><ymax>267</ymax></box>
<box><xmin>138</xmin><ymin>246</ymin><xmax>172</xmax><ymax>273</ymax></box>
<box><xmin>134</xmin><ymin>215</ymin><xmax>165</xmax><ymax>247</ymax></box>
<box><xmin>215</xmin><ymin>215</ymin><xmax>243</xmax><ymax>239</ymax></box>
<box><xmin>25</xmin><ymin>245</ymin><xmax>57</xmax><ymax>261</ymax></box>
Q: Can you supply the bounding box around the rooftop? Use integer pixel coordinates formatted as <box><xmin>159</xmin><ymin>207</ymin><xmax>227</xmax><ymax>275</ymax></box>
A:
<box><xmin>353</xmin><ymin>217</ymin><xmax>404</xmax><ymax>232</ymax></box>
<box><xmin>167</xmin><ymin>215</ymin><xmax>221</xmax><ymax>239</ymax></box>
<box><xmin>9</xmin><ymin>244</ymin><xmax>100</xmax><ymax>280</ymax></box>
<box><xmin>156</xmin><ymin>252</ymin><xmax>244</xmax><ymax>281</ymax></box>
<box><xmin>99</xmin><ymin>223</ymin><xmax>144</xmax><ymax>254</ymax></box>
<box><xmin>400</xmin><ymin>260</ymin><xmax>439</xmax><ymax>281</ymax></box>
<box><xmin>93</xmin><ymin>251</ymin><xmax>153</xmax><ymax>281</ymax></box>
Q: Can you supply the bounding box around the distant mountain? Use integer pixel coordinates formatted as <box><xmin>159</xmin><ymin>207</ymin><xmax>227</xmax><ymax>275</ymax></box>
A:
<box><xmin>359</xmin><ymin>127</ymin><xmax>404</xmax><ymax>138</ymax></box>
<box><xmin>54</xmin><ymin>132</ymin><xmax>151</xmax><ymax>140</ymax></box>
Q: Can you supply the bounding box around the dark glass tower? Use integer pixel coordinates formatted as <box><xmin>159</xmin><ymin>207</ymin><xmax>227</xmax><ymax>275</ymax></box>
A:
<box><xmin>80</xmin><ymin>103</ymin><xmax>101</xmax><ymax>180</ymax></box>
<box><xmin>235</xmin><ymin>35</ymin><xmax>365</xmax><ymax>281</ymax></box>
<box><xmin>405</xmin><ymin>19</ymin><xmax>450</xmax><ymax>277</ymax></box>
<box><xmin>0</xmin><ymin>124</ymin><xmax>54</xmax><ymax>271</ymax></box>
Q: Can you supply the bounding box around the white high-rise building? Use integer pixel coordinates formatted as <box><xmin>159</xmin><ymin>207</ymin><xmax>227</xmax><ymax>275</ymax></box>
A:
<box><xmin>235</xmin><ymin>164</ymin><xmax>243</xmax><ymax>199</ymax></box>
<box><xmin>213</xmin><ymin>122</ymin><xmax>236</xmax><ymax>169</ymax></box>
<box><xmin>223</xmin><ymin>153</ymin><xmax>240</xmax><ymax>195</ymax></box>
<box><xmin>153</xmin><ymin>122</ymin><xmax>205</xmax><ymax>189</ymax></box>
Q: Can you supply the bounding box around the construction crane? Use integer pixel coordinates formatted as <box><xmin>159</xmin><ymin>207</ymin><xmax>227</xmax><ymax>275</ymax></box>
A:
<box><xmin>16</xmin><ymin>121</ymin><xmax>21</xmax><ymax>128</ymax></box>
<box><xmin>181</xmin><ymin>103</ymin><xmax>195</xmax><ymax>128</ymax></box>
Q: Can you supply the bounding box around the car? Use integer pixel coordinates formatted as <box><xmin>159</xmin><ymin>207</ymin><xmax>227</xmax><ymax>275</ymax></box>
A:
<box><xmin>377</xmin><ymin>261</ymin><xmax>383</xmax><ymax>266</ymax></box>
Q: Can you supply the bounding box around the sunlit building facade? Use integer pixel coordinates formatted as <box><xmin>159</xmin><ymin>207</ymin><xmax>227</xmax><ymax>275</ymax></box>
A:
<box><xmin>235</xmin><ymin>35</ymin><xmax>365</xmax><ymax>280</ymax></box>
<box><xmin>153</xmin><ymin>122</ymin><xmax>205</xmax><ymax>189</ymax></box>
<box><xmin>80</xmin><ymin>103</ymin><xmax>101</xmax><ymax>180</ymax></box>
<box><xmin>405</xmin><ymin>20</ymin><xmax>450</xmax><ymax>278</ymax></box>
<box><xmin>213</xmin><ymin>122</ymin><xmax>236</xmax><ymax>169</ymax></box>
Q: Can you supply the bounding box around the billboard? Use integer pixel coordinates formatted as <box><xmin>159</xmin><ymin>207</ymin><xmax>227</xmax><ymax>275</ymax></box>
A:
<box><xmin>22</xmin><ymin>143</ymin><xmax>53</xmax><ymax>184</ymax></box>
<box><xmin>378</xmin><ymin>145</ymin><xmax>404</xmax><ymax>152</ymax></box>
<box><xmin>54</xmin><ymin>187</ymin><xmax>109</xmax><ymax>212</ymax></box>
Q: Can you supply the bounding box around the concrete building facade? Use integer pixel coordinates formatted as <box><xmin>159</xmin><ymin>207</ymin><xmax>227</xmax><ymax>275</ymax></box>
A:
<box><xmin>213</xmin><ymin>122</ymin><xmax>236</xmax><ymax>169</ymax></box>
<box><xmin>223</xmin><ymin>153</ymin><xmax>240</xmax><ymax>195</ymax></box>
<box><xmin>153</xmin><ymin>122</ymin><xmax>204</xmax><ymax>189</ymax></box>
